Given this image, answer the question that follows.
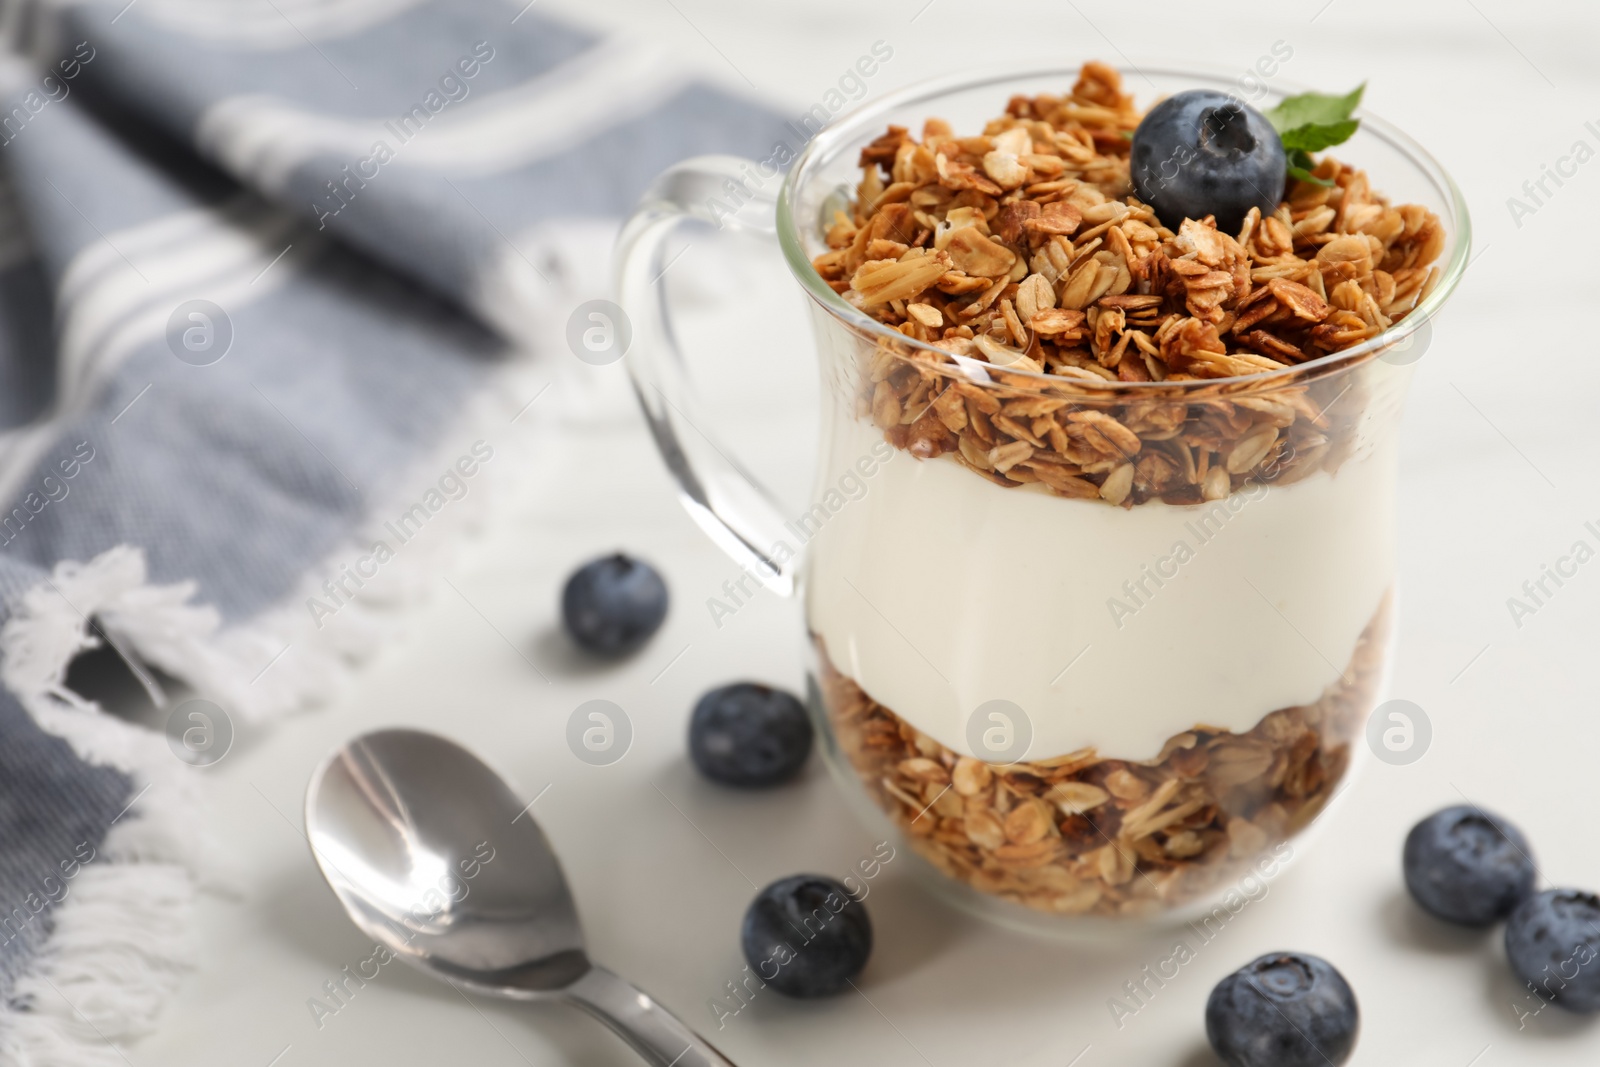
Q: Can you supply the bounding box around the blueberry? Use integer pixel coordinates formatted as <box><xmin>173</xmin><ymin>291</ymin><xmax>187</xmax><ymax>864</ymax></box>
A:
<box><xmin>560</xmin><ymin>553</ymin><xmax>667</xmax><ymax>657</ymax></box>
<box><xmin>1403</xmin><ymin>805</ymin><xmax>1536</xmax><ymax>926</ymax></box>
<box><xmin>689</xmin><ymin>683</ymin><xmax>812</xmax><ymax>787</ymax></box>
<box><xmin>1130</xmin><ymin>89</ymin><xmax>1286</xmax><ymax>234</ymax></box>
<box><xmin>1505</xmin><ymin>889</ymin><xmax>1600</xmax><ymax>1013</ymax></box>
<box><xmin>1206</xmin><ymin>952</ymin><xmax>1359</xmax><ymax>1067</ymax></box>
<box><xmin>741</xmin><ymin>875</ymin><xmax>871</xmax><ymax>998</ymax></box>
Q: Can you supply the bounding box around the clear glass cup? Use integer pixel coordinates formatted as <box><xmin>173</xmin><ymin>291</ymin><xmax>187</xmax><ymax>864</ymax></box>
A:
<box><xmin>618</xmin><ymin>65</ymin><xmax>1469</xmax><ymax>934</ymax></box>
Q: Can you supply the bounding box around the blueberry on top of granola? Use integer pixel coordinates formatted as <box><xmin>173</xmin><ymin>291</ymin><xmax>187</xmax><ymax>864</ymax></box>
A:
<box><xmin>1130</xmin><ymin>89</ymin><xmax>1286</xmax><ymax>234</ymax></box>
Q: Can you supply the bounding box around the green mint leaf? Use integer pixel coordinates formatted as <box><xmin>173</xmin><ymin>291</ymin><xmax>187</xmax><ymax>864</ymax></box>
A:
<box><xmin>1279</xmin><ymin>119</ymin><xmax>1360</xmax><ymax>154</ymax></box>
<box><xmin>1286</xmin><ymin>163</ymin><xmax>1335</xmax><ymax>187</ymax></box>
<box><xmin>1264</xmin><ymin>83</ymin><xmax>1365</xmax><ymax>133</ymax></box>
<box><xmin>1269</xmin><ymin>85</ymin><xmax>1363</xmax><ymax>188</ymax></box>
<box><xmin>1284</xmin><ymin>149</ymin><xmax>1334</xmax><ymax>187</ymax></box>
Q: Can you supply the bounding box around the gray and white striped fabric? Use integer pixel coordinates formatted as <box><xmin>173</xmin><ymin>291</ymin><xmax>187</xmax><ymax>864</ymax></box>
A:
<box><xmin>0</xmin><ymin>1</ymin><xmax>786</xmax><ymax>1060</ymax></box>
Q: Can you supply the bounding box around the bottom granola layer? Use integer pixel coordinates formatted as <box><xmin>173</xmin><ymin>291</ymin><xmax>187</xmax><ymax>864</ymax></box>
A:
<box><xmin>816</xmin><ymin>593</ymin><xmax>1390</xmax><ymax>918</ymax></box>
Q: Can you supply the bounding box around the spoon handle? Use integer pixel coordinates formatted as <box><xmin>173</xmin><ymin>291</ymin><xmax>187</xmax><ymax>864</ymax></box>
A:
<box><xmin>564</xmin><ymin>965</ymin><xmax>737</xmax><ymax>1067</ymax></box>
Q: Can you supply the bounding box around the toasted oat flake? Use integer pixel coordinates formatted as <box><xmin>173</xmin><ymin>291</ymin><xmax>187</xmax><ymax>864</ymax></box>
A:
<box><xmin>988</xmin><ymin>439</ymin><xmax>1033</xmax><ymax>472</ymax></box>
<box><xmin>1029</xmin><ymin>307</ymin><xmax>1086</xmax><ymax>336</ymax></box>
<box><xmin>946</xmin><ymin>228</ymin><xmax>1016</xmax><ymax>278</ymax></box>
<box><xmin>1226</xmin><ymin>427</ymin><xmax>1279</xmax><ymax>474</ymax></box>
<box><xmin>982</xmin><ymin>150</ymin><xmax>1029</xmax><ymax>190</ymax></box>
<box><xmin>1049</xmin><ymin>781</ymin><xmax>1110</xmax><ymax>815</ymax></box>
<box><xmin>952</xmin><ymin>756</ymin><xmax>992</xmax><ymax>796</ymax></box>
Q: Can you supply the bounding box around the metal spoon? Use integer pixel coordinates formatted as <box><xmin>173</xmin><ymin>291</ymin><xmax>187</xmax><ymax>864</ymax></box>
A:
<box><xmin>304</xmin><ymin>727</ymin><xmax>736</xmax><ymax>1066</ymax></box>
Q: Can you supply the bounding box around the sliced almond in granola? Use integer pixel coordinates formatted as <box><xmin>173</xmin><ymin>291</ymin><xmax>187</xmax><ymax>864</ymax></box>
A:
<box><xmin>1201</xmin><ymin>465</ymin><xmax>1231</xmax><ymax>500</ymax></box>
<box><xmin>850</xmin><ymin>250</ymin><xmax>950</xmax><ymax>306</ymax></box>
<box><xmin>1125</xmin><ymin>797</ymin><xmax>1209</xmax><ymax>841</ymax></box>
<box><xmin>1121</xmin><ymin>778</ymin><xmax>1181</xmax><ymax>827</ymax></box>
<box><xmin>1099</xmin><ymin>462</ymin><xmax>1134</xmax><ymax>505</ymax></box>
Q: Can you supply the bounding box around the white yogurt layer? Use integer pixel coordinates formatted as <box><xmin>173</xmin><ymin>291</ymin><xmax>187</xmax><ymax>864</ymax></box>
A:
<box><xmin>805</xmin><ymin>416</ymin><xmax>1395</xmax><ymax>762</ymax></box>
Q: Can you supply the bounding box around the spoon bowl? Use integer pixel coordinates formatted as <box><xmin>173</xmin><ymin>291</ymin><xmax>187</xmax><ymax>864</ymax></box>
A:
<box><xmin>305</xmin><ymin>728</ymin><xmax>736</xmax><ymax>1065</ymax></box>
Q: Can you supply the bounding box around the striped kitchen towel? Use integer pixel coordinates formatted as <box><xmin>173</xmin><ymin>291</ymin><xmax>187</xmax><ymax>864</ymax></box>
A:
<box><xmin>0</xmin><ymin>0</ymin><xmax>787</xmax><ymax>1061</ymax></box>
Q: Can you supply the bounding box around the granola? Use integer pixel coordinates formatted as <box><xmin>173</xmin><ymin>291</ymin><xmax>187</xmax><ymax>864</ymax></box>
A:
<box><xmin>815</xmin><ymin>593</ymin><xmax>1390</xmax><ymax>918</ymax></box>
<box><xmin>812</xmin><ymin>62</ymin><xmax>1444</xmax><ymax>506</ymax></box>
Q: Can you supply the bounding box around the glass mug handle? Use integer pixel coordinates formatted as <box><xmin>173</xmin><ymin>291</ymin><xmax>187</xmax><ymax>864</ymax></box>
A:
<box><xmin>616</xmin><ymin>155</ymin><xmax>799</xmax><ymax>596</ymax></box>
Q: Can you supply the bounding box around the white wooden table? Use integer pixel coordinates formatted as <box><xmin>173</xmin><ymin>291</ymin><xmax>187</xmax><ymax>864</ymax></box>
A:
<box><xmin>132</xmin><ymin>1</ymin><xmax>1600</xmax><ymax>1063</ymax></box>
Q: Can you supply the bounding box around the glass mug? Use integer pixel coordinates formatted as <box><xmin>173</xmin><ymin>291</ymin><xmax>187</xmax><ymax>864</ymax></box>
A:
<box><xmin>618</xmin><ymin>65</ymin><xmax>1469</xmax><ymax>934</ymax></box>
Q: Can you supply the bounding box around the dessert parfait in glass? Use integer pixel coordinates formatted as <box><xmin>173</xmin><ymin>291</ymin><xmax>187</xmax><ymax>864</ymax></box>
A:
<box><xmin>620</xmin><ymin>61</ymin><xmax>1468</xmax><ymax>932</ymax></box>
